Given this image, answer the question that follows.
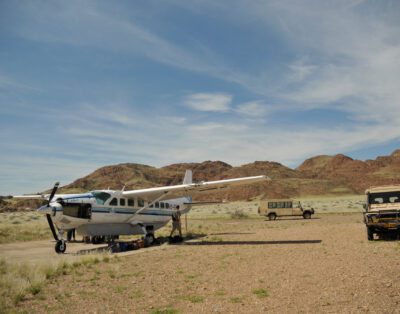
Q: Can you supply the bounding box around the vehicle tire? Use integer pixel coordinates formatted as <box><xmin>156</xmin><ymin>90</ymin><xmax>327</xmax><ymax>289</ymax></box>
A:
<box><xmin>367</xmin><ymin>227</ymin><xmax>374</xmax><ymax>241</ymax></box>
<box><xmin>55</xmin><ymin>240</ymin><xmax>66</xmax><ymax>254</ymax></box>
<box><xmin>268</xmin><ymin>213</ymin><xmax>277</xmax><ymax>221</ymax></box>
<box><xmin>303</xmin><ymin>211</ymin><xmax>311</xmax><ymax>219</ymax></box>
<box><xmin>144</xmin><ymin>234</ymin><xmax>155</xmax><ymax>247</ymax></box>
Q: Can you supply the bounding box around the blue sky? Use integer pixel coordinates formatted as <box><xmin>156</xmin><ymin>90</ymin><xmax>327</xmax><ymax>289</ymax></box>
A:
<box><xmin>1</xmin><ymin>0</ymin><xmax>400</xmax><ymax>194</ymax></box>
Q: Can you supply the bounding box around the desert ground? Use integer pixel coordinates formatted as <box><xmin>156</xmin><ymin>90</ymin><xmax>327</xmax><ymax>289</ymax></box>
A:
<box><xmin>1</xmin><ymin>196</ymin><xmax>400</xmax><ymax>313</ymax></box>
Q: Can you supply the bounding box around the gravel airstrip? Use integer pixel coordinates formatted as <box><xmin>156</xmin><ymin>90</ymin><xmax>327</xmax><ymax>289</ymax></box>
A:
<box><xmin>2</xmin><ymin>206</ymin><xmax>399</xmax><ymax>313</ymax></box>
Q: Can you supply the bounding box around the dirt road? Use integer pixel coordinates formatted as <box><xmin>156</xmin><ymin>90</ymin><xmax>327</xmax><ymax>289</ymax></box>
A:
<box><xmin>10</xmin><ymin>213</ymin><xmax>400</xmax><ymax>313</ymax></box>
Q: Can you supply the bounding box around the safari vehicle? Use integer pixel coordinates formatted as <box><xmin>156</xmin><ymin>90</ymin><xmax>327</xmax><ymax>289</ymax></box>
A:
<box><xmin>258</xmin><ymin>199</ymin><xmax>314</xmax><ymax>220</ymax></box>
<box><xmin>363</xmin><ymin>185</ymin><xmax>400</xmax><ymax>240</ymax></box>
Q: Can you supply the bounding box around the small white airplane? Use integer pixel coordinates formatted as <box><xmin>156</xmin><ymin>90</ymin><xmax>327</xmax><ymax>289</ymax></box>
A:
<box><xmin>15</xmin><ymin>171</ymin><xmax>268</xmax><ymax>253</ymax></box>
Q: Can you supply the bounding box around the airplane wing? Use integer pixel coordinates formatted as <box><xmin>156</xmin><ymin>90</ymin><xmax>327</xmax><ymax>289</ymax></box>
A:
<box><xmin>13</xmin><ymin>193</ymin><xmax>91</xmax><ymax>200</ymax></box>
<box><xmin>122</xmin><ymin>175</ymin><xmax>268</xmax><ymax>201</ymax></box>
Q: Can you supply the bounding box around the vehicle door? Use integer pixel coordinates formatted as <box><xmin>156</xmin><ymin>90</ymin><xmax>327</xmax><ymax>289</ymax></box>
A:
<box><xmin>292</xmin><ymin>201</ymin><xmax>302</xmax><ymax>216</ymax></box>
<box><xmin>278</xmin><ymin>202</ymin><xmax>292</xmax><ymax>216</ymax></box>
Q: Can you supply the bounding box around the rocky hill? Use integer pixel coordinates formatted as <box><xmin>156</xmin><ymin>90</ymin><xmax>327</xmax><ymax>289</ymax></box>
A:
<box><xmin>297</xmin><ymin>150</ymin><xmax>400</xmax><ymax>193</ymax></box>
<box><xmin>3</xmin><ymin>149</ymin><xmax>400</xmax><ymax>211</ymax></box>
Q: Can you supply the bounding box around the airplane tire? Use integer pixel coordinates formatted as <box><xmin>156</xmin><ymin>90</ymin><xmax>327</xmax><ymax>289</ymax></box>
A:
<box><xmin>144</xmin><ymin>234</ymin><xmax>155</xmax><ymax>247</ymax></box>
<box><xmin>55</xmin><ymin>240</ymin><xmax>66</xmax><ymax>254</ymax></box>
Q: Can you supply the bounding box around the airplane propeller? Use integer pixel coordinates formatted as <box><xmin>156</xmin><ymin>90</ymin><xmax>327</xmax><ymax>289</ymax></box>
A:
<box><xmin>47</xmin><ymin>182</ymin><xmax>60</xmax><ymax>206</ymax></box>
<box><xmin>44</xmin><ymin>182</ymin><xmax>64</xmax><ymax>253</ymax></box>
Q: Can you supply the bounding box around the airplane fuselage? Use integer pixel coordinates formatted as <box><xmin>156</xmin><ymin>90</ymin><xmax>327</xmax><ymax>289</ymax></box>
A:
<box><xmin>38</xmin><ymin>190</ymin><xmax>191</xmax><ymax>237</ymax></box>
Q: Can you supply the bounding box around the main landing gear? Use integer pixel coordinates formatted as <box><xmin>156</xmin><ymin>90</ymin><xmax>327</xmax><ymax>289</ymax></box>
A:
<box><xmin>139</xmin><ymin>224</ymin><xmax>156</xmax><ymax>247</ymax></box>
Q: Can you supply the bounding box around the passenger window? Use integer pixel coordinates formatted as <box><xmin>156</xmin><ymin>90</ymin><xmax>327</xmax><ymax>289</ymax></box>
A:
<box><xmin>271</xmin><ymin>202</ymin><xmax>276</xmax><ymax>208</ymax></box>
<box><xmin>160</xmin><ymin>202</ymin><xmax>165</xmax><ymax>209</ymax></box>
<box><xmin>150</xmin><ymin>203</ymin><xmax>154</xmax><ymax>208</ymax></box>
<box><xmin>138</xmin><ymin>199</ymin><xmax>144</xmax><ymax>207</ymax></box>
<box><xmin>287</xmin><ymin>202</ymin><xmax>292</xmax><ymax>208</ymax></box>
<box><xmin>165</xmin><ymin>203</ymin><xmax>169</xmax><ymax>209</ymax></box>
<box><xmin>110</xmin><ymin>198</ymin><xmax>117</xmax><ymax>206</ymax></box>
<box><xmin>155</xmin><ymin>202</ymin><xmax>159</xmax><ymax>208</ymax></box>
<box><xmin>128</xmin><ymin>199</ymin><xmax>134</xmax><ymax>207</ymax></box>
<box><xmin>120</xmin><ymin>198</ymin><xmax>126</xmax><ymax>206</ymax></box>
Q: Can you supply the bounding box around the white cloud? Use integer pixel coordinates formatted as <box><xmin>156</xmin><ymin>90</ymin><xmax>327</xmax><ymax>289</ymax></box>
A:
<box><xmin>235</xmin><ymin>101</ymin><xmax>268</xmax><ymax>117</ymax></box>
<box><xmin>185</xmin><ymin>93</ymin><xmax>232</xmax><ymax>112</ymax></box>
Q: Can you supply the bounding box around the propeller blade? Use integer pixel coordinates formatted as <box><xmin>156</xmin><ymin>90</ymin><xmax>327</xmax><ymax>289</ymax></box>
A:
<box><xmin>47</xmin><ymin>182</ymin><xmax>60</xmax><ymax>206</ymax></box>
<box><xmin>46</xmin><ymin>213</ymin><xmax>58</xmax><ymax>241</ymax></box>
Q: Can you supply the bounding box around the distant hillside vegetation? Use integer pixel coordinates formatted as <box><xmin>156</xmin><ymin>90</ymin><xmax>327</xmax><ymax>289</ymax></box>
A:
<box><xmin>3</xmin><ymin>150</ymin><xmax>400</xmax><ymax>211</ymax></box>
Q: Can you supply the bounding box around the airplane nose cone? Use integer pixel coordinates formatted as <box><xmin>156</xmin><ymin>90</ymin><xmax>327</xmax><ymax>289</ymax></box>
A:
<box><xmin>37</xmin><ymin>204</ymin><xmax>60</xmax><ymax>215</ymax></box>
<box><xmin>37</xmin><ymin>205</ymin><xmax>52</xmax><ymax>214</ymax></box>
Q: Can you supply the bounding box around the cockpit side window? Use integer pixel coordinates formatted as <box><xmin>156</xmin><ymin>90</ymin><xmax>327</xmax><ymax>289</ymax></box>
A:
<box><xmin>92</xmin><ymin>192</ymin><xmax>111</xmax><ymax>205</ymax></box>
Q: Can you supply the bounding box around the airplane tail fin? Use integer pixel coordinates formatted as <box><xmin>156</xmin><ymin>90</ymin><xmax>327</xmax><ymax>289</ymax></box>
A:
<box><xmin>183</xmin><ymin>170</ymin><xmax>192</xmax><ymax>185</ymax></box>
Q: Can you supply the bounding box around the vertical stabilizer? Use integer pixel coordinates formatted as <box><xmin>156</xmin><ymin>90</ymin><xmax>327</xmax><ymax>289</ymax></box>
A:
<box><xmin>183</xmin><ymin>170</ymin><xmax>192</xmax><ymax>185</ymax></box>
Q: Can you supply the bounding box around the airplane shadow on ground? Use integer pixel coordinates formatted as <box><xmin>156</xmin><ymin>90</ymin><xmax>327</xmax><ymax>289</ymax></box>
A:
<box><xmin>208</xmin><ymin>232</ymin><xmax>255</xmax><ymax>236</ymax></box>
<box><xmin>74</xmin><ymin>245</ymin><xmax>110</xmax><ymax>255</ymax></box>
<box><xmin>72</xmin><ymin>234</ymin><xmax>322</xmax><ymax>253</ymax></box>
<box><xmin>180</xmin><ymin>239</ymin><xmax>322</xmax><ymax>246</ymax></box>
<box><xmin>265</xmin><ymin>217</ymin><xmax>321</xmax><ymax>222</ymax></box>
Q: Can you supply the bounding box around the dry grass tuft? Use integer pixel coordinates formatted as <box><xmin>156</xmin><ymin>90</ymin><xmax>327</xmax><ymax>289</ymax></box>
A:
<box><xmin>0</xmin><ymin>212</ymin><xmax>51</xmax><ymax>244</ymax></box>
<box><xmin>230</xmin><ymin>209</ymin><xmax>249</xmax><ymax>219</ymax></box>
<box><xmin>0</xmin><ymin>252</ymin><xmax>113</xmax><ymax>312</ymax></box>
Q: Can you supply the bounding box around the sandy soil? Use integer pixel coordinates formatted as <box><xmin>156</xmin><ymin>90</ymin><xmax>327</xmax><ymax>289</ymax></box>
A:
<box><xmin>0</xmin><ymin>240</ymin><xmax>108</xmax><ymax>265</ymax></box>
<box><xmin>10</xmin><ymin>212</ymin><xmax>400</xmax><ymax>313</ymax></box>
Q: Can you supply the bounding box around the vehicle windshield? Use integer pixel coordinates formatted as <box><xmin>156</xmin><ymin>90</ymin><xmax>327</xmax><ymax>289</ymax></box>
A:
<box><xmin>92</xmin><ymin>192</ymin><xmax>111</xmax><ymax>205</ymax></box>
<box><xmin>368</xmin><ymin>192</ymin><xmax>400</xmax><ymax>204</ymax></box>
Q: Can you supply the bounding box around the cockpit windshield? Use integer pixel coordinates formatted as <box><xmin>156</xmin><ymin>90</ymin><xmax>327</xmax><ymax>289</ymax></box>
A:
<box><xmin>92</xmin><ymin>192</ymin><xmax>111</xmax><ymax>205</ymax></box>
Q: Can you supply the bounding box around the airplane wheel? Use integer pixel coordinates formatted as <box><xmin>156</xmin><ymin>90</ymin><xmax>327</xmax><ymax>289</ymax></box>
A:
<box><xmin>55</xmin><ymin>240</ymin><xmax>66</xmax><ymax>254</ymax></box>
<box><xmin>144</xmin><ymin>234</ymin><xmax>155</xmax><ymax>247</ymax></box>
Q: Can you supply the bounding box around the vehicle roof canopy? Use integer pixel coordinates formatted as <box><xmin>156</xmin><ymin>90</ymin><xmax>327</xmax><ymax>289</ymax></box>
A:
<box><xmin>365</xmin><ymin>185</ymin><xmax>400</xmax><ymax>194</ymax></box>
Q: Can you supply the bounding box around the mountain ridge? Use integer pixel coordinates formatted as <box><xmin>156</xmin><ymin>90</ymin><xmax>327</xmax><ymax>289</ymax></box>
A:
<box><xmin>3</xmin><ymin>150</ymin><xmax>400</xmax><ymax>211</ymax></box>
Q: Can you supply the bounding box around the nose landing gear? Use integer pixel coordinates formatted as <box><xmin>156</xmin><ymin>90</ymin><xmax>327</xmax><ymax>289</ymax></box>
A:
<box><xmin>55</xmin><ymin>239</ymin><xmax>66</xmax><ymax>254</ymax></box>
